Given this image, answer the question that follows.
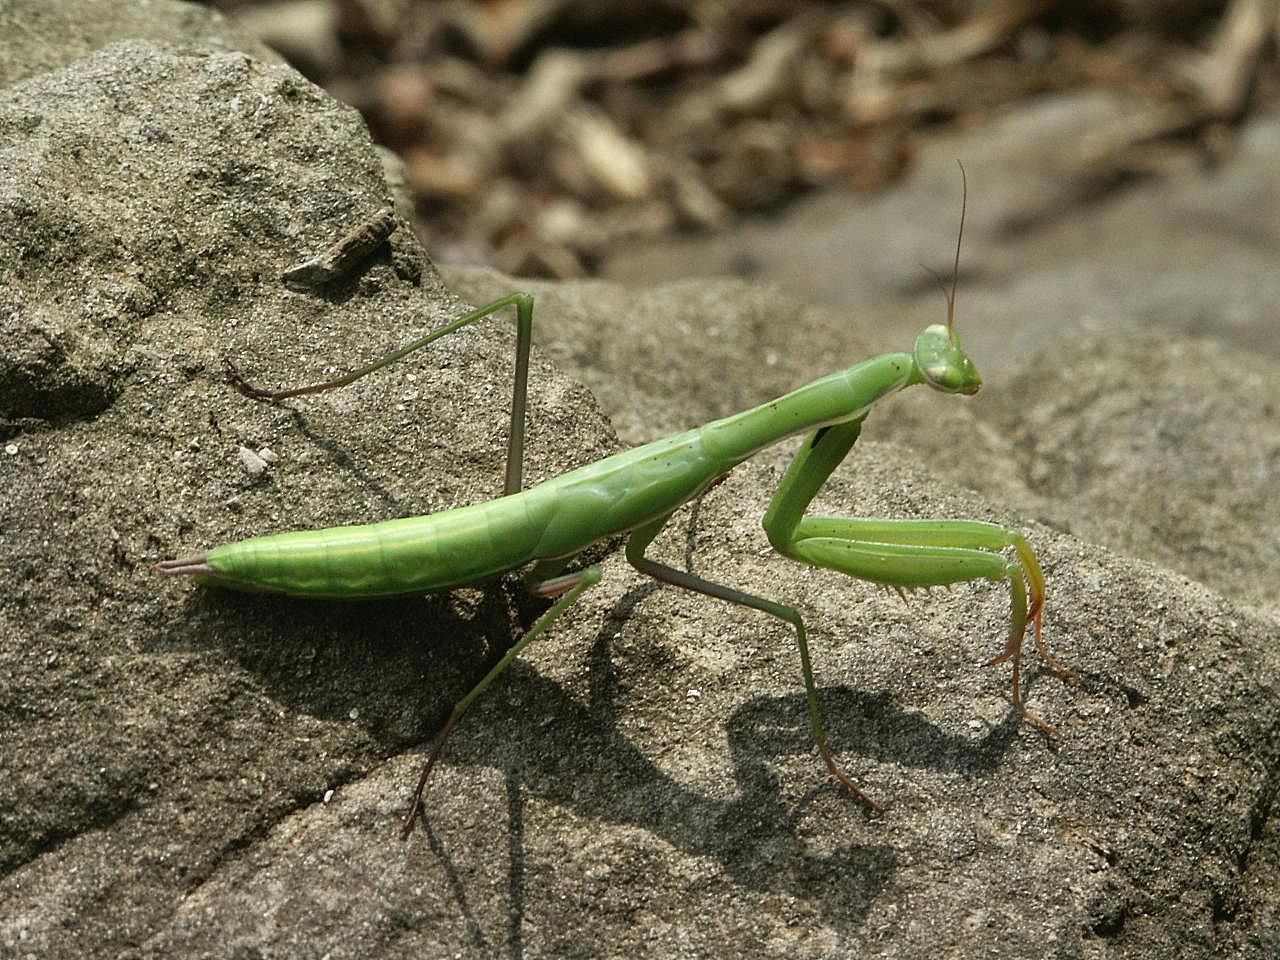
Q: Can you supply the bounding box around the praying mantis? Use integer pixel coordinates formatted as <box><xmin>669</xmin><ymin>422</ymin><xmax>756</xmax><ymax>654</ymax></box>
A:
<box><xmin>157</xmin><ymin>170</ymin><xmax>1070</xmax><ymax>837</ymax></box>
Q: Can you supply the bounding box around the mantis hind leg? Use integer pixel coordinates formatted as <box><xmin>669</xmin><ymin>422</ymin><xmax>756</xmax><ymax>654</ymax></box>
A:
<box><xmin>625</xmin><ymin>515</ymin><xmax>883</xmax><ymax>812</ymax></box>
<box><xmin>225</xmin><ymin>292</ymin><xmax>537</xmax><ymax>496</ymax></box>
<box><xmin>763</xmin><ymin>417</ymin><xmax>1070</xmax><ymax>742</ymax></box>
<box><xmin>401</xmin><ymin>563</ymin><xmax>602</xmax><ymax>838</ymax></box>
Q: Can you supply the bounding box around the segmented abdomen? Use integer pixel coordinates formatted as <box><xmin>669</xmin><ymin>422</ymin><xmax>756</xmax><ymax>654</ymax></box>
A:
<box><xmin>200</xmin><ymin>426</ymin><xmax>729</xmax><ymax>598</ymax></box>
<box><xmin>203</xmin><ymin>495</ymin><xmax>547</xmax><ymax>597</ymax></box>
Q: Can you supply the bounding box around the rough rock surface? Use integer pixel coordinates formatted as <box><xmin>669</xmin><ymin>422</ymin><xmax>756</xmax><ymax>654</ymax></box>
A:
<box><xmin>0</xmin><ymin>0</ymin><xmax>282</xmax><ymax>87</ymax></box>
<box><xmin>3</xmin><ymin>5</ymin><xmax>1280</xmax><ymax>959</ymax></box>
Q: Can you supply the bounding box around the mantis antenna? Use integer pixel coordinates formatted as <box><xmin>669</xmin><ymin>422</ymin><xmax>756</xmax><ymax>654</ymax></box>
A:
<box><xmin>947</xmin><ymin>160</ymin><xmax>967</xmax><ymax>337</ymax></box>
<box><xmin>918</xmin><ymin>161</ymin><xmax>968</xmax><ymax>333</ymax></box>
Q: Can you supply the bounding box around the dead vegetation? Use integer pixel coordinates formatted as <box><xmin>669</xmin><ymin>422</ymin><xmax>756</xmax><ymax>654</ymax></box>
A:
<box><xmin>215</xmin><ymin>0</ymin><xmax>1280</xmax><ymax>275</ymax></box>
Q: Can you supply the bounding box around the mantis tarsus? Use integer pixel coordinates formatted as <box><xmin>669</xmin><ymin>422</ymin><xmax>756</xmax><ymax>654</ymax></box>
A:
<box><xmin>158</xmin><ymin>171</ymin><xmax>1070</xmax><ymax>837</ymax></box>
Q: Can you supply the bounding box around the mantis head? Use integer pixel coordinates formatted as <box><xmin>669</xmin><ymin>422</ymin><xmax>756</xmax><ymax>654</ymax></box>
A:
<box><xmin>914</xmin><ymin>160</ymin><xmax>981</xmax><ymax>396</ymax></box>
<box><xmin>915</xmin><ymin>323</ymin><xmax>981</xmax><ymax>395</ymax></box>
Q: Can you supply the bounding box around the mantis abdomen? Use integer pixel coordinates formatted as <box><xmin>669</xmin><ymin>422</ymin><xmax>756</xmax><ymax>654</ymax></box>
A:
<box><xmin>191</xmin><ymin>427</ymin><xmax>726</xmax><ymax>597</ymax></box>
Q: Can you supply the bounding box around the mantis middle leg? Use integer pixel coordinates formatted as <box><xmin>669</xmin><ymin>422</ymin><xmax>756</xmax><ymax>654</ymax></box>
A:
<box><xmin>625</xmin><ymin>513</ymin><xmax>883</xmax><ymax>811</ymax></box>
<box><xmin>401</xmin><ymin>562</ymin><xmax>603</xmax><ymax>837</ymax></box>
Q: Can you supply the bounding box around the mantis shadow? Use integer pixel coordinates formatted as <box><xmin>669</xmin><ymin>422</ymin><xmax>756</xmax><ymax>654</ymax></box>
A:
<box><xmin>151</xmin><ymin>576</ymin><xmax>542</xmax><ymax>751</ymax></box>
<box><xmin>245</xmin><ymin>405</ymin><xmax>423</xmax><ymax>517</ymax></box>
<box><xmin>153</xmin><ymin>576</ymin><xmax>1044</xmax><ymax>946</ymax></box>
<box><xmin>427</xmin><ymin>652</ymin><xmax>1029</xmax><ymax>941</ymax></box>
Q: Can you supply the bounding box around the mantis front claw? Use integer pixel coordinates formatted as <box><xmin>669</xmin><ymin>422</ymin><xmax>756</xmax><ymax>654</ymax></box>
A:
<box><xmin>981</xmin><ymin>551</ymin><xmax>1071</xmax><ymax>741</ymax></box>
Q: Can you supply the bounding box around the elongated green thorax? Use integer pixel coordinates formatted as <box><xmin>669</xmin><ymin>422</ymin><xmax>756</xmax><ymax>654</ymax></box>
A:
<box><xmin>697</xmin><ymin>352</ymin><xmax>917</xmax><ymax>467</ymax></box>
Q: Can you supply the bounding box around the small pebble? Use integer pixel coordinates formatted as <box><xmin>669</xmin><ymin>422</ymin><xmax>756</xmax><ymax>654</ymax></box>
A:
<box><xmin>238</xmin><ymin>446</ymin><xmax>269</xmax><ymax>476</ymax></box>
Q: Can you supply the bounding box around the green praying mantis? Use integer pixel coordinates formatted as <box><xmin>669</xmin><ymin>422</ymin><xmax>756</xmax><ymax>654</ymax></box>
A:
<box><xmin>158</xmin><ymin>170</ymin><xmax>1070</xmax><ymax>837</ymax></box>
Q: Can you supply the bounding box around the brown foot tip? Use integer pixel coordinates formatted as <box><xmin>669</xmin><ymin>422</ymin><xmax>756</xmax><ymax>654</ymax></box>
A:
<box><xmin>859</xmin><ymin>793</ymin><xmax>886</xmax><ymax>816</ymax></box>
<box><xmin>821</xmin><ymin>749</ymin><xmax>884</xmax><ymax>814</ymax></box>
<box><xmin>1018</xmin><ymin>706</ymin><xmax>1061</xmax><ymax>742</ymax></box>
<box><xmin>222</xmin><ymin>358</ymin><xmax>278</xmax><ymax>402</ymax></box>
<box><xmin>842</xmin><ymin>783</ymin><xmax>885</xmax><ymax>817</ymax></box>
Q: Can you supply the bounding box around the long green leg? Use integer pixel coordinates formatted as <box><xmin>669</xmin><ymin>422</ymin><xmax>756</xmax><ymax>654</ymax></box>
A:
<box><xmin>763</xmin><ymin>418</ymin><xmax>1070</xmax><ymax>742</ymax></box>
<box><xmin>401</xmin><ymin>564</ymin><xmax>602</xmax><ymax>838</ymax></box>
<box><xmin>225</xmin><ymin>292</ymin><xmax>536</xmax><ymax>495</ymax></box>
<box><xmin>625</xmin><ymin>515</ymin><xmax>883</xmax><ymax>811</ymax></box>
